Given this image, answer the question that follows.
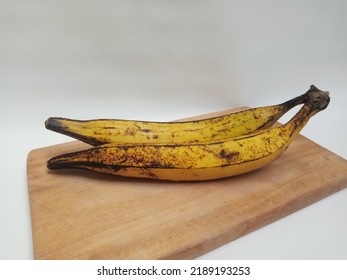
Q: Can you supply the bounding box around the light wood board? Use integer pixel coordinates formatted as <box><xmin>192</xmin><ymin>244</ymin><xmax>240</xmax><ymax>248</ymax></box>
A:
<box><xmin>27</xmin><ymin>108</ymin><xmax>347</xmax><ymax>259</ymax></box>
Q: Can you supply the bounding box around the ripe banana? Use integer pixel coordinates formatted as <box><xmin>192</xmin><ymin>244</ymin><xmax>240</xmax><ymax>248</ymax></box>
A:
<box><xmin>45</xmin><ymin>90</ymin><xmax>309</xmax><ymax>146</ymax></box>
<box><xmin>47</xmin><ymin>85</ymin><xmax>330</xmax><ymax>181</ymax></box>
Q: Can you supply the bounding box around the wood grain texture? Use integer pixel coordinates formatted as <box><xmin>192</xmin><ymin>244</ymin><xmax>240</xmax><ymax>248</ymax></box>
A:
<box><xmin>27</xmin><ymin>108</ymin><xmax>347</xmax><ymax>259</ymax></box>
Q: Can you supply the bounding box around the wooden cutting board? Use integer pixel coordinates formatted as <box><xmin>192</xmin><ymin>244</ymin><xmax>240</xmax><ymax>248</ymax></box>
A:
<box><xmin>27</xmin><ymin>108</ymin><xmax>347</xmax><ymax>259</ymax></box>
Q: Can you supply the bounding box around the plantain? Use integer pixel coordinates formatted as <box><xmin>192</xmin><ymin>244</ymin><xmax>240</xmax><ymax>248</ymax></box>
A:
<box><xmin>47</xmin><ymin>86</ymin><xmax>330</xmax><ymax>181</ymax></box>
<box><xmin>45</xmin><ymin>90</ymin><xmax>310</xmax><ymax>146</ymax></box>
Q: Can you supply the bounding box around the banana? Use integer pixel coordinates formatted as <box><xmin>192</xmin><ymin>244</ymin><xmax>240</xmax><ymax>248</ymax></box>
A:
<box><xmin>45</xmin><ymin>90</ymin><xmax>310</xmax><ymax>146</ymax></box>
<box><xmin>47</xmin><ymin>86</ymin><xmax>330</xmax><ymax>181</ymax></box>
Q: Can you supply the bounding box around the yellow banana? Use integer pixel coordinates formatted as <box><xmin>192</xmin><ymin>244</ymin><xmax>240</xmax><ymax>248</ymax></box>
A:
<box><xmin>47</xmin><ymin>86</ymin><xmax>330</xmax><ymax>181</ymax></box>
<box><xmin>45</xmin><ymin>90</ymin><xmax>310</xmax><ymax>146</ymax></box>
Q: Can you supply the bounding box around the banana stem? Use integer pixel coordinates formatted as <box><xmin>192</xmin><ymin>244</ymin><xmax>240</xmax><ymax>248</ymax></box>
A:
<box><xmin>283</xmin><ymin>85</ymin><xmax>330</xmax><ymax>135</ymax></box>
<box><xmin>280</xmin><ymin>92</ymin><xmax>308</xmax><ymax>109</ymax></box>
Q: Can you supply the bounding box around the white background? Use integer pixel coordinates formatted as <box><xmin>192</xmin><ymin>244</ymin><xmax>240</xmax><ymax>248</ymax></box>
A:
<box><xmin>1</xmin><ymin>0</ymin><xmax>346</xmax><ymax>259</ymax></box>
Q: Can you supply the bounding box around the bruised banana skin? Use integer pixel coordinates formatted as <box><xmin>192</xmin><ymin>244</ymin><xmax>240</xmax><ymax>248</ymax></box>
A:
<box><xmin>47</xmin><ymin>86</ymin><xmax>330</xmax><ymax>181</ymax></box>
<box><xmin>45</xmin><ymin>91</ymin><xmax>309</xmax><ymax>146</ymax></box>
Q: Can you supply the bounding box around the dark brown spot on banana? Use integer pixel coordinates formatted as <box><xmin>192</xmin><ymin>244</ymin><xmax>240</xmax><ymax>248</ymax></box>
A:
<box><xmin>219</xmin><ymin>149</ymin><xmax>239</xmax><ymax>161</ymax></box>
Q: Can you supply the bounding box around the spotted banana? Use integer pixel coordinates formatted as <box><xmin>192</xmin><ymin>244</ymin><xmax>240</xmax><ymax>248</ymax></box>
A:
<box><xmin>45</xmin><ymin>90</ymin><xmax>310</xmax><ymax>146</ymax></box>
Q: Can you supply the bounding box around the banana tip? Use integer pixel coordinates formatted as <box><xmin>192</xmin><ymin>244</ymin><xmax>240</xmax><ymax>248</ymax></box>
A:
<box><xmin>44</xmin><ymin>118</ymin><xmax>50</xmax><ymax>129</ymax></box>
<box><xmin>47</xmin><ymin>158</ymin><xmax>65</xmax><ymax>170</ymax></box>
<box><xmin>46</xmin><ymin>158</ymin><xmax>56</xmax><ymax>170</ymax></box>
<box><xmin>45</xmin><ymin>117</ymin><xmax>61</xmax><ymax>130</ymax></box>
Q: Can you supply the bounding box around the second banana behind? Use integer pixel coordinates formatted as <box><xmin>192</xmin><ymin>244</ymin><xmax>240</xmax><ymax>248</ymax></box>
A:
<box><xmin>45</xmin><ymin>89</ymin><xmax>310</xmax><ymax>145</ymax></box>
